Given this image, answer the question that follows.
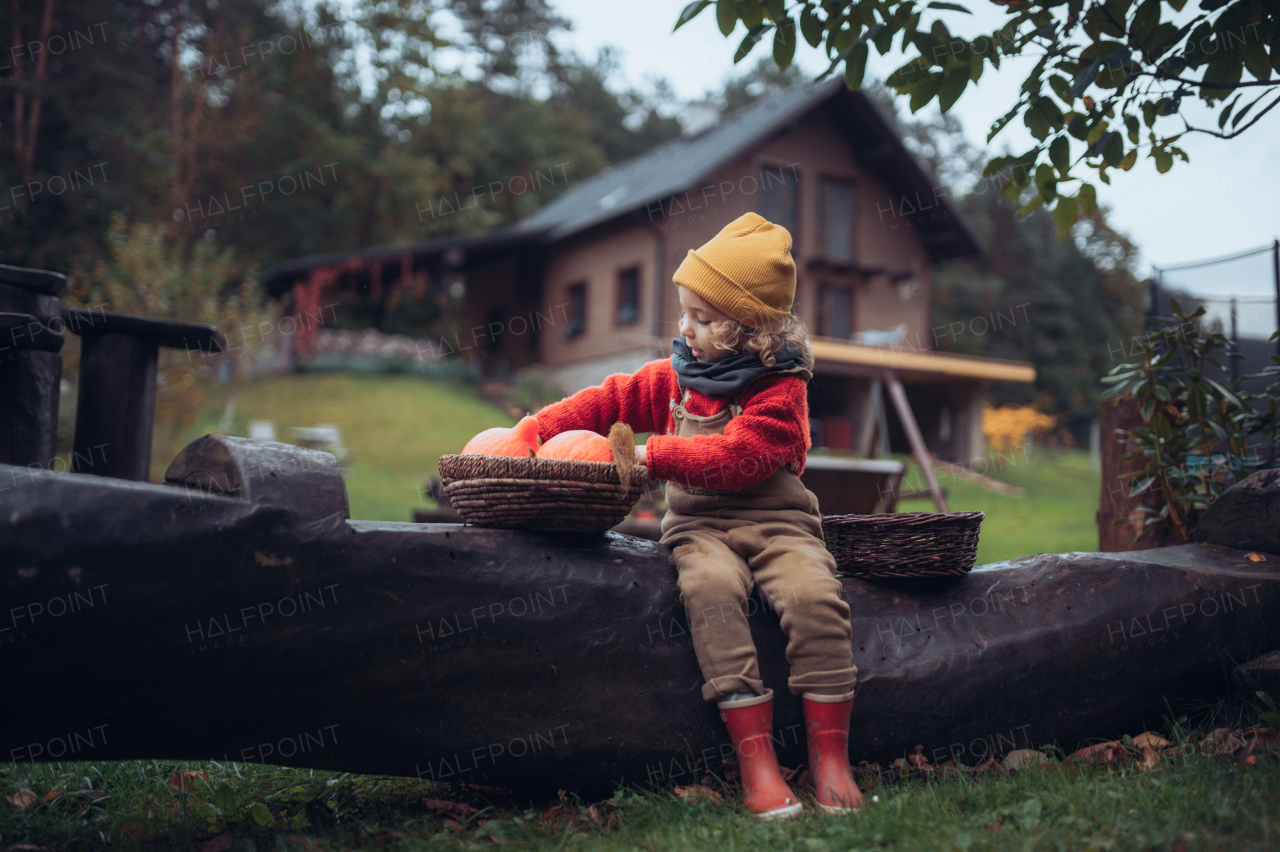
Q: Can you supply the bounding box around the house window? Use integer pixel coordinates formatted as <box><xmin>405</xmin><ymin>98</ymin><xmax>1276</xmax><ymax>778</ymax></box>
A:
<box><xmin>820</xmin><ymin>178</ymin><xmax>855</xmax><ymax>262</ymax></box>
<box><xmin>759</xmin><ymin>164</ymin><xmax>798</xmax><ymax>238</ymax></box>
<box><xmin>820</xmin><ymin>287</ymin><xmax>852</xmax><ymax>339</ymax></box>
<box><xmin>616</xmin><ymin>266</ymin><xmax>640</xmax><ymax>326</ymax></box>
<box><xmin>564</xmin><ymin>282</ymin><xmax>586</xmax><ymax>338</ymax></box>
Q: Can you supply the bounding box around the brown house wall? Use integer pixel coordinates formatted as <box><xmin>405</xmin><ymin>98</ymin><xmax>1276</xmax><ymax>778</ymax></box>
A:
<box><xmin>538</xmin><ymin>221</ymin><xmax>659</xmax><ymax>366</ymax></box>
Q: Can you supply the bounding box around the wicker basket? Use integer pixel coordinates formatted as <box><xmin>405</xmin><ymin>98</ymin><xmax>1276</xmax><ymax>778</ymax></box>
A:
<box><xmin>821</xmin><ymin>511</ymin><xmax>984</xmax><ymax>579</ymax></box>
<box><xmin>438</xmin><ymin>429</ymin><xmax>647</xmax><ymax>533</ymax></box>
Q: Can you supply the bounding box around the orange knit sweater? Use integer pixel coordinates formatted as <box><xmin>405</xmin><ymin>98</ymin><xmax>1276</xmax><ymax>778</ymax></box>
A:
<box><xmin>535</xmin><ymin>359</ymin><xmax>810</xmax><ymax>491</ymax></box>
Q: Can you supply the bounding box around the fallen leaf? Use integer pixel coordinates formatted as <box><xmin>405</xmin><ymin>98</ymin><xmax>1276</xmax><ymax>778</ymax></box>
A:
<box><xmin>442</xmin><ymin>819</ymin><xmax>466</xmax><ymax>833</ymax></box>
<box><xmin>189</xmin><ymin>833</ymin><xmax>233</xmax><ymax>852</ymax></box>
<box><xmin>588</xmin><ymin>802</ymin><xmax>621</xmax><ymax>830</ymax></box>
<box><xmin>984</xmin><ymin>820</ymin><xmax>1003</xmax><ymax>831</ymax></box>
<box><xmin>778</xmin><ymin>763</ymin><xmax>801</xmax><ymax>782</ymax></box>
<box><xmin>1245</xmin><ymin>553</ymin><xmax>1267</xmax><ymax>562</ymax></box>
<box><xmin>1067</xmin><ymin>742</ymin><xmax>1127</xmax><ymax>764</ymax></box>
<box><xmin>907</xmin><ymin>745</ymin><xmax>935</xmax><ymax>773</ymax></box>
<box><xmin>421</xmin><ymin>798</ymin><xmax>480</xmax><ymax>821</ymax></box>
<box><xmin>41</xmin><ymin>791</ymin><xmax>61</xmax><ymax>803</ymax></box>
<box><xmin>5</xmin><ymin>789</ymin><xmax>39</xmax><ymax>810</ymax></box>
<box><xmin>285</xmin><ymin>836</ymin><xmax>330</xmax><ymax>852</ymax></box>
<box><xmin>1004</xmin><ymin>749</ymin><xmax>1049</xmax><ymax>769</ymax></box>
<box><xmin>1243</xmin><ymin>755</ymin><xmax>1258</xmax><ymax>767</ymax></box>
<box><xmin>1132</xmin><ymin>732</ymin><xmax>1171</xmax><ymax>750</ymax></box>
<box><xmin>540</xmin><ymin>804</ymin><xmax>565</xmax><ymax>823</ymax></box>
<box><xmin>1139</xmin><ymin>746</ymin><xmax>1162</xmax><ymax>772</ymax></box>
<box><xmin>169</xmin><ymin>771</ymin><xmax>210</xmax><ymax>792</ymax></box>
<box><xmin>674</xmin><ymin>785</ymin><xmax>723</xmax><ymax>804</ymax></box>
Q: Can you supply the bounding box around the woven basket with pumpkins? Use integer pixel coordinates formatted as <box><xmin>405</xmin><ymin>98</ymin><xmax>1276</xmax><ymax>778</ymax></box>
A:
<box><xmin>438</xmin><ymin>418</ymin><xmax>648</xmax><ymax>533</ymax></box>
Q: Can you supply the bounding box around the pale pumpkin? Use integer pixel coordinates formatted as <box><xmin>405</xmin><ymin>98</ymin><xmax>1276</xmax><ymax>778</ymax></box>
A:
<box><xmin>461</xmin><ymin>415</ymin><xmax>541</xmax><ymax>457</ymax></box>
<box><xmin>536</xmin><ymin>430</ymin><xmax>612</xmax><ymax>463</ymax></box>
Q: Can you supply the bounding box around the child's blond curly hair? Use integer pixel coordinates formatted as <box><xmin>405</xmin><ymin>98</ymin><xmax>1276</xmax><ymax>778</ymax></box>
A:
<box><xmin>708</xmin><ymin>313</ymin><xmax>815</xmax><ymax>370</ymax></box>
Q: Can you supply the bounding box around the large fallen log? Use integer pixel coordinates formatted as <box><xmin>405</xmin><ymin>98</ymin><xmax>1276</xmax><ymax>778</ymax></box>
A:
<box><xmin>2</xmin><ymin>438</ymin><xmax>1279</xmax><ymax>794</ymax></box>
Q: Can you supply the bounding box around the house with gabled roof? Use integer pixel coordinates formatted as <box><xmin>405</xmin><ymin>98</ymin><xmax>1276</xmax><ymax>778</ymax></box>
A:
<box><xmin>264</xmin><ymin>79</ymin><xmax>1035</xmax><ymax>464</ymax></box>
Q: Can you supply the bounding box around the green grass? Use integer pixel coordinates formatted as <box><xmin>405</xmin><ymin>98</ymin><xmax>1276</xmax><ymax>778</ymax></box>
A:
<box><xmin>896</xmin><ymin>447</ymin><xmax>1100</xmax><ymax>565</ymax></box>
<box><xmin>165</xmin><ymin>373</ymin><xmax>514</xmax><ymax>522</ymax></box>
<box><xmin>3</xmin><ymin>727</ymin><xmax>1278</xmax><ymax>850</ymax></box>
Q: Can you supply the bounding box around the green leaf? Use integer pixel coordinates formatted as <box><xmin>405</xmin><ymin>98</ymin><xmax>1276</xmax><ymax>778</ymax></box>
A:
<box><xmin>773</xmin><ymin>15</ymin><xmax>796</xmax><ymax>69</ymax></box>
<box><xmin>1078</xmin><ymin>182</ymin><xmax>1097</xmax><ymax>215</ymax></box>
<box><xmin>740</xmin><ymin>0</ymin><xmax>765</xmax><ymax>29</ymax></box>
<box><xmin>1125</xmin><ymin>114</ymin><xmax>1140</xmax><ymax>143</ymax></box>
<box><xmin>1053</xmin><ymin>194</ymin><xmax>1078</xmax><ymax>237</ymax></box>
<box><xmin>886</xmin><ymin>60</ymin><xmax>926</xmax><ymax>88</ymax></box>
<box><xmin>675</xmin><ymin>0</ymin><xmax>712</xmax><ymax>31</ymax></box>
<box><xmin>1025</xmin><ymin>106</ymin><xmax>1051</xmax><ymax>141</ymax></box>
<box><xmin>733</xmin><ymin>24</ymin><xmax>768</xmax><ymax>63</ymax></box>
<box><xmin>799</xmin><ymin>7</ymin><xmax>824</xmax><ymax>47</ymax></box>
<box><xmin>1130</xmin><ymin>0</ymin><xmax>1160</xmax><ymax>39</ymax></box>
<box><xmin>937</xmin><ymin>67</ymin><xmax>969</xmax><ymax>112</ymax></box>
<box><xmin>1102</xmin><ymin>131</ymin><xmax>1124</xmax><ymax>166</ymax></box>
<box><xmin>1200</xmin><ymin>57</ymin><xmax>1243</xmax><ymax>98</ymax></box>
<box><xmin>213</xmin><ymin>785</ymin><xmax>237</xmax><ymax>815</ymax></box>
<box><xmin>250</xmin><ymin>802</ymin><xmax>274</xmax><ymax>827</ymax></box>
<box><xmin>716</xmin><ymin>0</ymin><xmax>738</xmax><ymax>36</ymax></box>
<box><xmin>1049</xmin><ymin>135</ymin><xmax>1070</xmax><ymax>174</ymax></box>
<box><xmin>1018</xmin><ymin>195</ymin><xmax>1045</xmax><ymax>216</ymax></box>
<box><xmin>988</xmin><ymin>102</ymin><xmax>1022</xmax><ymax>142</ymax></box>
<box><xmin>291</xmin><ymin>809</ymin><xmax>310</xmax><ymax>830</ymax></box>
<box><xmin>969</xmin><ymin>49</ymin><xmax>984</xmax><ymax>83</ymax></box>
<box><xmin>1049</xmin><ymin>74</ymin><xmax>1072</xmax><ymax>103</ymax></box>
<box><xmin>1035</xmin><ymin>163</ymin><xmax>1057</xmax><ymax>201</ymax></box>
<box><xmin>927</xmin><ymin>1</ymin><xmax>971</xmax><ymax>11</ymax></box>
<box><xmin>1071</xmin><ymin>56</ymin><xmax>1104</xmax><ymax>97</ymax></box>
<box><xmin>1243</xmin><ymin>41</ymin><xmax>1271</xmax><ymax>83</ymax></box>
<box><xmin>907</xmin><ymin>72</ymin><xmax>944</xmax><ymax>112</ymax></box>
<box><xmin>1128</xmin><ymin>475</ymin><xmax>1156</xmax><ymax>497</ymax></box>
<box><xmin>1153</xmin><ymin>146</ymin><xmax>1173</xmax><ymax>173</ymax></box>
<box><xmin>845</xmin><ymin>42</ymin><xmax>870</xmax><ymax>89</ymax></box>
<box><xmin>1119</xmin><ymin>149</ymin><xmax>1137</xmax><ymax>170</ymax></box>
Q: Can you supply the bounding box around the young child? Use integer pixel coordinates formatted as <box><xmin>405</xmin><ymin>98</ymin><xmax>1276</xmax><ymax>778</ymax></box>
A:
<box><xmin>534</xmin><ymin>212</ymin><xmax>863</xmax><ymax>819</ymax></box>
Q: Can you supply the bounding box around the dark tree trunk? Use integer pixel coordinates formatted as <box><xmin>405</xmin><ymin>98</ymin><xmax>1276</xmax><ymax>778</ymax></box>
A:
<box><xmin>2</xmin><ymin>441</ymin><xmax>1278</xmax><ymax>794</ymax></box>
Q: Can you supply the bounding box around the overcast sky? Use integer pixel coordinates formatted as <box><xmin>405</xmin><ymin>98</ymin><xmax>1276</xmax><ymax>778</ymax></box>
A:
<box><xmin>546</xmin><ymin>0</ymin><xmax>1279</xmax><ymax>300</ymax></box>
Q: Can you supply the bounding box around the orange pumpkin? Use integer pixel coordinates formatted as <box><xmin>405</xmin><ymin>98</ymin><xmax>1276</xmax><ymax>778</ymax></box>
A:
<box><xmin>461</xmin><ymin>415</ymin><xmax>541</xmax><ymax>457</ymax></box>
<box><xmin>536</xmin><ymin>430</ymin><xmax>612</xmax><ymax>463</ymax></box>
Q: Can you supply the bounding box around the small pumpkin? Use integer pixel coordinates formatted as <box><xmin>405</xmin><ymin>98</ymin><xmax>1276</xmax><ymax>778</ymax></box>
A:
<box><xmin>461</xmin><ymin>415</ymin><xmax>541</xmax><ymax>457</ymax></box>
<box><xmin>536</xmin><ymin>429</ymin><xmax>612</xmax><ymax>463</ymax></box>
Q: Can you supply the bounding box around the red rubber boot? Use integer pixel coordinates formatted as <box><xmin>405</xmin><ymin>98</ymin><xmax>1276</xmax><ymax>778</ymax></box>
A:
<box><xmin>803</xmin><ymin>693</ymin><xmax>865</xmax><ymax>814</ymax></box>
<box><xmin>718</xmin><ymin>691</ymin><xmax>804</xmax><ymax>820</ymax></box>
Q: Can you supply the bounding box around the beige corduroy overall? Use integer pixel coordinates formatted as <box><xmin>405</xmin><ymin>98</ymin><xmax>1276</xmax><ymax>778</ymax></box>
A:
<box><xmin>659</xmin><ymin>377</ymin><xmax>858</xmax><ymax>703</ymax></box>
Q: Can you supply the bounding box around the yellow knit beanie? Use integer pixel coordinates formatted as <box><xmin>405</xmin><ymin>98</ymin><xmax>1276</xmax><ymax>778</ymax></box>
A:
<box><xmin>672</xmin><ymin>212</ymin><xmax>795</xmax><ymax>328</ymax></box>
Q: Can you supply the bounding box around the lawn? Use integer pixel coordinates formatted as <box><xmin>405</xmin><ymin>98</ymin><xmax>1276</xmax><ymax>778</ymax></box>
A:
<box><xmin>167</xmin><ymin>372</ymin><xmax>1100</xmax><ymax>563</ymax></box>
<box><xmin>895</xmin><ymin>447</ymin><xmax>1100</xmax><ymax>565</ymax></box>
<box><xmin>3</xmin><ymin>710</ymin><xmax>1278</xmax><ymax>851</ymax></box>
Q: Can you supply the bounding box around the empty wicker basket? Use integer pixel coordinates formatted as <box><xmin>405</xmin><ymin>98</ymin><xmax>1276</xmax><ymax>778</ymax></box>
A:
<box><xmin>822</xmin><ymin>511</ymin><xmax>985</xmax><ymax>579</ymax></box>
<box><xmin>438</xmin><ymin>425</ymin><xmax>647</xmax><ymax>533</ymax></box>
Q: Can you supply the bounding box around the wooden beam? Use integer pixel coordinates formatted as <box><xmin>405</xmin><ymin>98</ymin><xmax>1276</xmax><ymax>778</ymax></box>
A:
<box><xmin>883</xmin><ymin>370</ymin><xmax>949</xmax><ymax>512</ymax></box>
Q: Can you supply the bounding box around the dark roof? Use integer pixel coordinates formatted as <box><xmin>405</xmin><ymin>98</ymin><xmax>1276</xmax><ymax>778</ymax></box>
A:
<box><xmin>515</xmin><ymin>77</ymin><xmax>981</xmax><ymax>261</ymax></box>
<box><xmin>262</xmin><ymin>79</ymin><xmax>980</xmax><ymax>293</ymax></box>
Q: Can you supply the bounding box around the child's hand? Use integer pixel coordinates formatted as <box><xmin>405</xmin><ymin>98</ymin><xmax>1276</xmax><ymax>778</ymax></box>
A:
<box><xmin>635</xmin><ymin>443</ymin><xmax>647</xmax><ymax>464</ymax></box>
